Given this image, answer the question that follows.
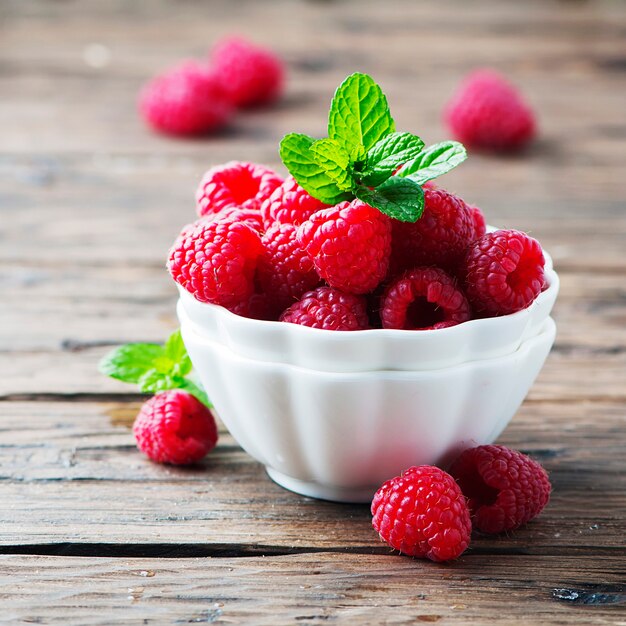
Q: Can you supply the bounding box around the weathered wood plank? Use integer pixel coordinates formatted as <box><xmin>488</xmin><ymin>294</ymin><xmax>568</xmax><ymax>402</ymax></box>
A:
<box><xmin>0</xmin><ymin>401</ymin><xmax>623</xmax><ymax>551</ymax></box>
<box><xmin>1</xmin><ymin>0</ymin><xmax>625</xmax><ymax>166</ymax></box>
<box><xmin>2</xmin><ymin>346</ymin><xmax>626</xmax><ymax>401</ymax></box>
<box><xmin>1</xmin><ymin>553</ymin><xmax>624</xmax><ymax>625</ymax></box>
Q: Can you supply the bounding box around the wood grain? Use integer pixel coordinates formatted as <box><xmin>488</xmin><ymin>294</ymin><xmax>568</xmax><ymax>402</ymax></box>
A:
<box><xmin>0</xmin><ymin>401</ymin><xmax>623</xmax><ymax>552</ymax></box>
<box><xmin>1</xmin><ymin>554</ymin><xmax>624</xmax><ymax>626</ymax></box>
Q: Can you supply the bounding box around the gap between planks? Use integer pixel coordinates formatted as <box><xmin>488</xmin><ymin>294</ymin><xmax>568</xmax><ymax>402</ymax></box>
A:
<box><xmin>1</xmin><ymin>542</ymin><xmax>624</xmax><ymax>560</ymax></box>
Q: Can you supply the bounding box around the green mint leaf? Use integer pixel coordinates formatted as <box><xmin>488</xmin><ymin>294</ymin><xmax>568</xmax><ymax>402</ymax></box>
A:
<box><xmin>174</xmin><ymin>378</ymin><xmax>212</xmax><ymax>408</ymax></box>
<box><xmin>98</xmin><ymin>343</ymin><xmax>164</xmax><ymax>384</ymax></box>
<box><xmin>355</xmin><ymin>176</ymin><xmax>424</xmax><ymax>222</ymax></box>
<box><xmin>137</xmin><ymin>370</ymin><xmax>174</xmax><ymax>394</ymax></box>
<box><xmin>328</xmin><ymin>73</ymin><xmax>395</xmax><ymax>155</ymax></box>
<box><xmin>165</xmin><ymin>329</ymin><xmax>192</xmax><ymax>378</ymax></box>
<box><xmin>280</xmin><ymin>133</ymin><xmax>352</xmax><ymax>204</ymax></box>
<box><xmin>137</xmin><ymin>371</ymin><xmax>211</xmax><ymax>408</ymax></box>
<box><xmin>397</xmin><ymin>141</ymin><xmax>467</xmax><ymax>184</ymax></box>
<box><xmin>360</xmin><ymin>132</ymin><xmax>425</xmax><ymax>187</ymax></box>
<box><xmin>310</xmin><ymin>138</ymin><xmax>353</xmax><ymax>191</ymax></box>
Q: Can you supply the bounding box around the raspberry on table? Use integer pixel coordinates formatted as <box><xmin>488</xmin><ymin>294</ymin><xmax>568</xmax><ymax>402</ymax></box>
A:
<box><xmin>390</xmin><ymin>188</ymin><xmax>476</xmax><ymax>273</ymax></box>
<box><xmin>448</xmin><ymin>444</ymin><xmax>551</xmax><ymax>534</ymax></box>
<box><xmin>257</xmin><ymin>222</ymin><xmax>322</xmax><ymax>312</ymax></box>
<box><xmin>371</xmin><ymin>465</ymin><xmax>472</xmax><ymax>562</ymax></box>
<box><xmin>211</xmin><ymin>36</ymin><xmax>284</xmax><ymax>108</ymax></box>
<box><xmin>462</xmin><ymin>229</ymin><xmax>545</xmax><ymax>315</ymax></box>
<box><xmin>196</xmin><ymin>161</ymin><xmax>283</xmax><ymax>218</ymax></box>
<box><xmin>260</xmin><ymin>176</ymin><xmax>329</xmax><ymax>229</ymax></box>
<box><xmin>138</xmin><ymin>60</ymin><xmax>232</xmax><ymax>136</ymax></box>
<box><xmin>381</xmin><ymin>267</ymin><xmax>471</xmax><ymax>330</ymax></box>
<box><xmin>280</xmin><ymin>286</ymin><xmax>369</xmax><ymax>331</ymax></box>
<box><xmin>167</xmin><ymin>217</ymin><xmax>264</xmax><ymax>309</ymax></box>
<box><xmin>444</xmin><ymin>69</ymin><xmax>536</xmax><ymax>152</ymax></box>
<box><xmin>297</xmin><ymin>199</ymin><xmax>392</xmax><ymax>295</ymax></box>
<box><xmin>133</xmin><ymin>390</ymin><xmax>218</xmax><ymax>465</ymax></box>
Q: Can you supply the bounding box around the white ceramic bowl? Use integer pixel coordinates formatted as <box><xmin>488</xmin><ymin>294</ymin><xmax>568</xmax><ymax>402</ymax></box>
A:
<box><xmin>178</xmin><ymin>262</ymin><xmax>558</xmax><ymax>373</ymax></box>
<box><xmin>180</xmin><ymin>316</ymin><xmax>557</xmax><ymax>503</ymax></box>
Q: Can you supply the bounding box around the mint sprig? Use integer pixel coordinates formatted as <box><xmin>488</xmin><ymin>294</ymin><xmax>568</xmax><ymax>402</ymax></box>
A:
<box><xmin>279</xmin><ymin>133</ymin><xmax>352</xmax><ymax>205</ymax></box>
<box><xmin>396</xmin><ymin>141</ymin><xmax>467</xmax><ymax>185</ymax></box>
<box><xmin>280</xmin><ymin>72</ymin><xmax>467</xmax><ymax>222</ymax></box>
<box><xmin>98</xmin><ymin>329</ymin><xmax>210</xmax><ymax>407</ymax></box>
<box><xmin>328</xmin><ymin>72</ymin><xmax>395</xmax><ymax>154</ymax></box>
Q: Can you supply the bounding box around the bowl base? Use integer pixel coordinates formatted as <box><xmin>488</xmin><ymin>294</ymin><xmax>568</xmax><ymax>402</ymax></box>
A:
<box><xmin>266</xmin><ymin>467</ymin><xmax>375</xmax><ymax>504</ymax></box>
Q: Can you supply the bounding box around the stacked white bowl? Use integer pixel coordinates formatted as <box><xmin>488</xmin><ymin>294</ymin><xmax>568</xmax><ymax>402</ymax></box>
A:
<box><xmin>178</xmin><ymin>248</ymin><xmax>559</xmax><ymax>503</ymax></box>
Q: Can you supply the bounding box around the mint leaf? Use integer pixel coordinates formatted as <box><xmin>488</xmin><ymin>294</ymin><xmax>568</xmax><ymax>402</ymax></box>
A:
<box><xmin>355</xmin><ymin>176</ymin><xmax>424</xmax><ymax>222</ymax></box>
<box><xmin>137</xmin><ymin>370</ymin><xmax>175</xmax><ymax>394</ymax></box>
<box><xmin>165</xmin><ymin>329</ymin><xmax>192</xmax><ymax>378</ymax></box>
<box><xmin>360</xmin><ymin>132</ymin><xmax>425</xmax><ymax>187</ymax></box>
<box><xmin>98</xmin><ymin>343</ymin><xmax>164</xmax><ymax>384</ymax></box>
<box><xmin>138</xmin><ymin>371</ymin><xmax>211</xmax><ymax>408</ymax></box>
<box><xmin>310</xmin><ymin>138</ymin><xmax>353</xmax><ymax>191</ymax></box>
<box><xmin>397</xmin><ymin>141</ymin><xmax>467</xmax><ymax>184</ymax></box>
<box><xmin>328</xmin><ymin>73</ymin><xmax>395</xmax><ymax>155</ymax></box>
<box><xmin>99</xmin><ymin>329</ymin><xmax>211</xmax><ymax>408</ymax></box>
<box><xmin>280</xmin><ymin>133</ymin><xmax>352</xmax><ymax>204</ymax></box>
<box><xmin>175</xmin><ymin>378</ymin><xmax>211</xmax><ymax>408</ymax></box>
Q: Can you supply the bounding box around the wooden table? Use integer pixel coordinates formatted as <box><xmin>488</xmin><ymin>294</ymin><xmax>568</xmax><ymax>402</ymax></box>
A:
<box><xmin>1</xmin><ymin>1</ymin><xmax>625</xmax><ymax>623</ymax></box>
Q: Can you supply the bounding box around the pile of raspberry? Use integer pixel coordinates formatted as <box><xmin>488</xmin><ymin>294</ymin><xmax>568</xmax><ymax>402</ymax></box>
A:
<box><xmin>371</xmin><ymin>444</ymin><xmax>552</xmax><ymax>562</ymax></box>
<box><xmin>139</xmin><ymin>37</ymin><xmax>284</xmax><ymax>136</ymax></box>
<box><xmin>168</xmin><ymin>161</ymin><xmax>546</xmax><ymax>331</ymax></box>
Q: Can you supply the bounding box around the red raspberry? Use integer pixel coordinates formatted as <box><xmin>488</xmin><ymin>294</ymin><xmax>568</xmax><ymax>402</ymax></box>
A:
<box><xmin>444</xmin><ymin>69</ymin><xmax>536</xmax><ymax>152</ymax></box>
<box><xmin>138</xmin><ymin>61</ymin><xmax>232</xmax><ymax>136</ymax></box>
<box><xmin>260</xmin><ymin>176</ymin><xmax>329</xmax><ymax>229</ymax></box>
<box><xmin>469</xmin><ymin>205</ymin><xmax>487</xmax><ymax>240</ymax></box>
<box><xmin>463</xmin><ymin>229</ymin><xmax>545</xmax><ymax>315</ymax></box>
<box><xmin>167</xmin><ymin>218</ymin><xmax>263</xmax><ymax>309</ymax></box>
<box><xmin>371</xmin><ymin>466</ymin><xmax>472</xmax><ymax>562</ymax></box>
<box><xmin>280</xmin><ymin>286</ymin><xmax>369</xmax><ymax>331</ymax></box>
<box><xmin>211</xmin><ymin>36</ymin><xmax>284</xmax><ymax>108</ymax></box>
<box><xmin>381</xmin><ymin>267</ymin><xmax>471</xmax><ymax>330</ymax></box>
<box><xmin>390</xmin><ymin>188</ymin><xmax>475</xmax><ymax>272</ymax></box>
<box><xmin>204</xmin><ymin>205</ymin><xmax>265</xmax><ymax>233</ymax></box>
<box><xmin>230</xmin><ymin>292</ymin><xmax>278</xmax><ymax>321</ymax></box>
<box><xmin>448</xmin><ymin>444</ymin><xmax>551</xmax><ymax>534</ymax></box>
<box><xmin>133</xmin><ymin>390</ymin><xmax>218</xmax><ymax>465</ymax></box>
<box><xmin>257</xmin><ymin>223</ymin><xmax>322</xmax><ymax>311</ymax></box>
<box><xmin>297</xmin><ymin>200</ymin><xmax>392</xmax><ymax>295</ymax></box>
<box><xmin>196</xmin><ymin>161</ymin><xmax>283</xmax><ymax>218</ymax></box>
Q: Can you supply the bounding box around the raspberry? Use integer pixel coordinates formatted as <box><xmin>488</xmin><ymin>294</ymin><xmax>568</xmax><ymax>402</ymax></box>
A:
<box><xmin>167</xmin><ymin>218</ymin><xmax>263</xmax><ymax>308</ymax></box>
<box><xmin>205</xmin><ymin>205</ymin><xmax>265</xmax><ymax>233</ymax></box>
<box><xmin>463</xmin><ymin>229</ymin><xmax>545</xmax><ymax>315</ymax></box>
<box><xmin>260</xmin><ymin>176</ymin><xmax>329</xmax><ymax>229</ymax></box>
<box><xmin>371</xmin><ymin>466</ymin><xmax>472</xmax><ymax>562</ymax></box>
<box><xmin>297</xmin><ymin>199</ymin><xmax>392</xmax><ymax>295</ymax></box>
<box><xmin>444</xmin><ymin>69</ymin><xmax>536</xmax><ymax>152</ymax></box>
<box><xmin>257</xmin><ymin>223</ymin><xmax>322</xmax><ymax>311</ymax></box>
<box><xmin>196</xmin><ymin>161</ymin><xmax>283</xmax><ymax>218</ymax></box>
<box><xmin>390</xmin><ymin>188</ymin><xmax>475</xmax><ymax>272</ymax></box>
<box><xmin>211</xmin><ymin>36</ymin><xmax>284</xmax><ymax>108</ymax></box>
<box><xmin>469</xmin><ymin>205</ymin><xmax>487</xmax><ymax>240</ymax></box>
<box><xmin>381</xmin><ymin>267</ymin><xmax>471</xmax><ymax>330</ymax></box>
<box><xmin>230</xmin><ymin>292</ymin><xmax>278</xmax><ymax>321</ymax></box>
<box><xmin>280</xmin><ymin>286</ymin><xmax>369</xmax><ymax>331</ymax></box>
<box><xmin>138</xmin><ymin>61</ymin><xmax>232</xmax><ymax>136</ymax></box>
<box><xmin>133</xmin><ymin>390</ymin><xmax>218</xmax><ymax>465</ymax></box>
<box><xmin>448</xmin><ymin>444</ymin><xmax>551</xmax><ymax>534</ymax></box>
